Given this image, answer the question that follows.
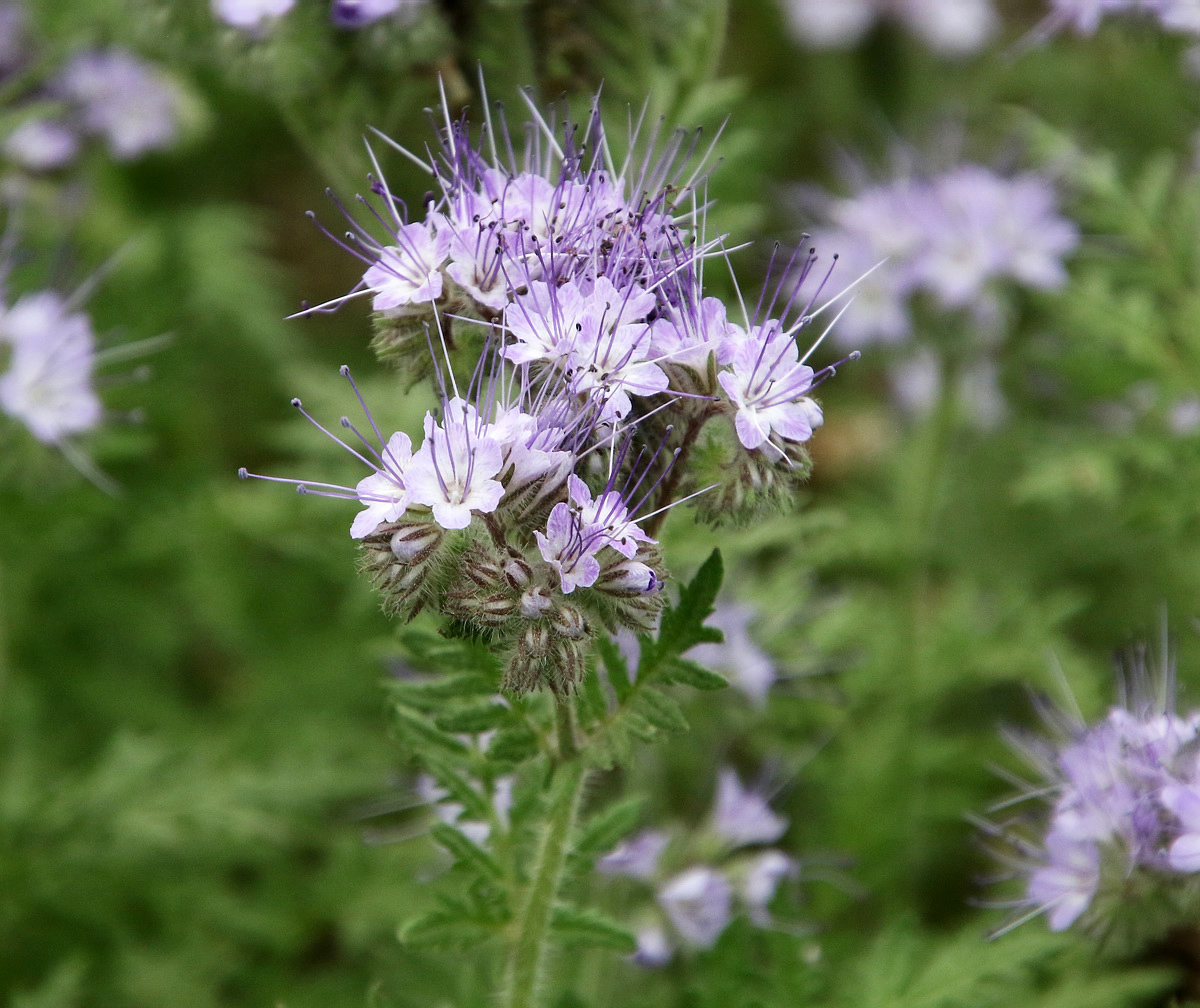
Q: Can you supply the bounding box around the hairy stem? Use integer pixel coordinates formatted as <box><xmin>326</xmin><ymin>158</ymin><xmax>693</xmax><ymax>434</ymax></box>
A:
<box><xmin>501</xmin><ymin>755</ymin><xmax>587</xmax><ymax>1008</ymax></box>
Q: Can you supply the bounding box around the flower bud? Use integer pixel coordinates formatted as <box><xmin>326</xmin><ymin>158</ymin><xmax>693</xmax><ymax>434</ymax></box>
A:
<box><xmin>550</xmin><ymin>604</ymin><xmax>588</xmax><ymax>641</ymax></box>
<box><xmin>519</xmin><ymin>586</ymin><xmax>553</xmax><ymax>619</ymax></box>
<box><xmin>504</xmin><ymin>557</ymin><xmax>533</xmax><ymax>590</ymax></box>
<box><xmin>390</xmin><ymin>521</ymin><xmax>443</xmax><ymax>564</ymax></box>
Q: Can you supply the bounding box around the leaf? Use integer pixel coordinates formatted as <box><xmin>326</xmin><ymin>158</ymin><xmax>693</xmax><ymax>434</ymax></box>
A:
<box><xmin>653</xmin><ymin>548</ymin><xmax>724</xmax><ymax>661</ymax></box>
<box><xmin>487</xmin><ymin>724</ymin><xmax>541</xmax><ymax>766</ymax></box>
<box><xmin>636</xmin><ymin>688</ymin><xmax>689</xmax><ymax>734</ymax></box>
<box><xmin>549</xmin><ymin>904</ymin><xmax>637</xmax><ymax>952</ymax></box>
<box><xmin>434</xmin><ymin>701</ymin><xmax>510</xmax><ymax>734</ymax></box>
<box><xmin>661</xmin><ymin>657</ymin><xmax>729</xmax><ymax>691</ymax></box>
<box><xmin>430</xmin><ymin>824</ymin><xmax>504</xmax><ymax>881</ymax></box>
<box><xmin>595</xmin><ymin>632</ymin><xmax>633</xmax><ymax>701</ymax></box>
<box><xmin>573</xmin><ymin>795</ymin><xmax>647</xmax><ymax>858</ymax></box>
<box><xmin>392</xmin><ymin>706</ymin><xmax>469</xmax><ymax>756</ymax></box>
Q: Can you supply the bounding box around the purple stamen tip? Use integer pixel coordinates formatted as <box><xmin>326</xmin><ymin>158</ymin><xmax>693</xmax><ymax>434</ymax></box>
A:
<box><xmin>291</xmin><ymin>398</ymin><xmax>303</xmax><ymax>408</ymax></box>
<box><xmin>848</xmin><ymin>350</ymin><xmax>861</xmax><ymax>361</ymax></box>
<box><xmin>339</xmin><ymin>364</ymin><xmax>352</xmax><ymax>377</ymax></box>
<box><xmin>237</xmin><ymin>467</ymin><xmax>249</xmax><ymax>479</ymax></box>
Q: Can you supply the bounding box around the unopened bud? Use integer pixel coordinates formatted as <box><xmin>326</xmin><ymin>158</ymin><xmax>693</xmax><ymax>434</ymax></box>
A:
<box><xmin>504</xmin><ymin>557</ymin><xmax>533</xmax><ymax>590</ymax></box>
<box><xmin>390</xmin><ymin>522</ymin><xmax>442</xmax><ymax>564</ymax></box>
<box><xmin>519</xmin><ymin>586</ymin><xmax>553</xmax><ymax>619</ymax></box>
<box><xmin>550</xmin><ymin>604</ymin><xmax>588</xmax><ymax>640</ymax></box>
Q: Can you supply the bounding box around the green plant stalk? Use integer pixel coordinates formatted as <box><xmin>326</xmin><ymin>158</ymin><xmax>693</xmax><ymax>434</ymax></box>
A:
<box><xmin>501</xmin><ymin>753</ymin><xmax>587</xmax><ymax>1008</ymax></box>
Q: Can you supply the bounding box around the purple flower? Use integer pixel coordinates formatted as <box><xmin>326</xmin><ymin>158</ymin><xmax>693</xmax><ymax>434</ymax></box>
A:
<box><xmin>657</xmin><ymin>866</ymin><xmax>734</xmax><ymax>949</ymax></box>
<box><xmin>404</xmin><ymin>399</ymin><xmax>506</xmax><ymax>530</ymax></box>
<box><xmin>212</xmin><ymin>0</ymin><xmax>295</xmax><ymax>31</ymax></box>
<box><xmin>0</xmin><ymin>291</ymin><xmax>101</xmax><ymax>443</ymax></box>
<box><xmin>711</xmin><ymin>769</ymin><xmax>788</xmax><ymax>849</ymax></box>
<box><xmin>3</xmin><ymin>118</ymin><xmax>79</xmax><ymax>172</ymax></box>
<box><xmin>817</xmin><ymin>164</ymin><xmax>1077</xmax><ymax>348</ymax></box>
<box><xmin>331</xmin><ymin>0</ymin><xmax>419</xmax><ymax>28</ymax></box>
<box><xmin>597</xmin><ymin>829</ymin><xmax>670</xmax><ymax>880</ymax></box>
<box><xmin>1162</xmin><ymin>781</ymin><xmax>1200</xmax><ymax>871</ymax></box>
<box><xmin>990</xmin><ymin>656</ymin><xmax>1200</xmax><ymax>935</ymax></box>
<box><xmin>350</xmin><ymin>431</ymin><xmax>412</xmax><ymax>538</ymax></box>
<box><xmin>56</xmin><ymin>49</ymin><xmax>181</xmax><ymax>160</ymax></box>
<box><xmin>363</xmin><ymin>220</ymin><xmax>452</xmax><ymax>314</ymax></box>
<box><xmin>740</xmin><ymin>850</ymin><xmax>797</xmax><ymax>927</ymax></box>
<box><xmin>718</xmin><ymin>324</ymin><xmax>824</xmax><ymax>456</ymax></box>
<box><xmin>1026</xmin><ymin>828</ymin><xmax>1101</xmax><ymax>931</ymax></box>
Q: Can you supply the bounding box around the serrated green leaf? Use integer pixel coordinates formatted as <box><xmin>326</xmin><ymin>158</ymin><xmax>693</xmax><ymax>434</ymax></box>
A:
<box><xmin>655</xmin><ymin>548</ymin><xmax>723</xmax><ymax>660</ymax></box>
<box><xmin>434</xmin><ymin>701</ymin><xmax>510</xmax><ymax>734</ymax></box>
<box><xmin>487</xmin><ymin>724</ymin><xmax>540</xmax><ymax>765</ymax></box>
<box><xmin>573</xmin><ymin>795</ymin><xmax>647</xmax><ymax>857</ymax></box>
<box><xmin>392</xmin><ymin>706</ymin><xmax>469</xmax><ymax>755</ymax></box>
<box><xmin>550</xmin><ymin>904</ymin><xmax>637</xmax><ymax>952</ymax></box>
<box><xmin>661</xmin><ymin>657</ymin><xmax>729</xmax><ymax>691</ymax></box>
<box><xmin>424</xmin><ymin>762</ymin><xmax>493</xmax><ymax>822</ymax></box>
<box><xmin>398</xmin><ymin>908</ymin><xmax>496</xmax><ymax>948</ymax></box>
<box><xmin>636</xmin><ymin>688</ymin><xmax>689</xmax><ymax>733</ymax></box>
<box><xmin>430</xmin><ymin>823</ymin><xmax>504</xmax><ymax>881</ymax></box>
<box><xmin>622</xmin><ymin>711</ymin><xmax>660</xmax><ymax>743</ymax></box>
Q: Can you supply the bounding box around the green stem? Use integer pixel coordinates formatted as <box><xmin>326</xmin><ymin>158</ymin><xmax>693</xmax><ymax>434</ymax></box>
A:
<box><xmin>501</xmin><ymin>757</ymin><xmax>587</xmax><ymax>1008</ymax></box>
<box><xmin>555</xmin><ymin>694</ymin><xmax>577</xmax><ymax>761</ymax></box>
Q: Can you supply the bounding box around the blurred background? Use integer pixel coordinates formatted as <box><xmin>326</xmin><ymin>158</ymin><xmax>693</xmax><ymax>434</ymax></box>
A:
<box><xmin>4</xmin><ymin>1</ymin><xmax>1200</xmax><ymax>1005</ymax></box>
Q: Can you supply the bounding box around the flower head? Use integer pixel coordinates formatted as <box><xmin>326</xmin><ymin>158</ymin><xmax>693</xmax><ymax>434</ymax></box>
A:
<box><xmin>56</xmin><ymin>49</ymin><xmax>182</xmax><ymax>160</ymax></box>
<box><xmin>986</xmin><ymin>647</ymin><xmax>1200</xmax><ymax>942</ymax></box>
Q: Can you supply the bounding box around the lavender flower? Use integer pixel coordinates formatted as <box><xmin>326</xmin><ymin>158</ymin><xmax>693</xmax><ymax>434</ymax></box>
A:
<box><xmin>817</xmin><ymin>163</ymin><xmax>1078</xmax><ymax>349</ymax></box>
<box><xmin>3</xmin><ymin>119</ymin><xmax>79</xmax><ymax>172</ymax></box>
<box><xmin>247</xmin><ymin>84</ymin><xmax>856</xmax><ymax>688</ymax></box>
<box><xmin>1041</xmin><ymin>0</ymin><xmax>1200</xmax><ymax>35</ymax></box>
<box><xmin>687</xmin><ymin>602</ymin><xmax>776</xmax><ymax>705</ymax></box>
<box><xmin>212</xmin><ymin>0</ymin><xmax>296</xmax><ymax>31</ymax></box>
<box><xmin>0</xmin><ymin>3</ymin><xmax>29</xmax><ymax>75</ymax></box>
<box><xmin>657</xmin><ymin>866</ymin><xmax>734</xmax><ymax>949</ymax></box>
<box><xmin>56</xmin><ymin>49</ymin><xmax>182</xmax><ymax>160</ymax></box>
<box><xmin>988</xmin><ymin>655</ymin><xmax>1200</xmax><ymax>941</ymax></box>
<box><xmin>0</xmin><ymin>291</ymin><xmax>101</xmax><ymax>443</ymax></box>
<box><xmin>595</xmin><ymin>762</ymin><xmax>797</xmax><ymax>963</ymax></box>
<box><xmin>597</xmin><ymin>829</ymin><xmax>670</xmax><ymax>880</ymax></box>
<box><xmin>781</xmin><ymin>0</ymin><xmax>998</xmax><ymax>54</ymax></box>
<box><xmin>711</xmin><ymin>768</ymin><xmax>788</xmax><ymax>849</ymax></box>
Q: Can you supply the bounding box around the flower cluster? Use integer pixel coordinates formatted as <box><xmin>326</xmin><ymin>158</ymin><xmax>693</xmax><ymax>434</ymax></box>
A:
<box><xmin>598</xmin><ymin>768</ymin><xmax>797</xmax><ymax>964</ymax></box>
<box><xmin>3</xmin><ymin>34</ymin><xmax>184</xmax><ymax>171</ymax></box>
<box><xmin>212</xmin><ymin>0</ymin><xmax>427</xmax><ymax>33</ymax></box>
<box><xmin>816</xmin><ymin>163</ymin><xmax>1078</xmax><ymax>350</ymax></box>
<box><xmin>989</xmin><ymin>666</ymin><xmax>1200</xmax><ymax>944</ymax></box>
<box><xmin>781</xmin><ymin>0</ymin><xmax>999</xmax><ymax>55</ymax></box>
<box><xmin>1041</xmin><ymin>0</ymin><xmax>1200</xmax><ymax>36</ymax></box>
<box><xmin>244</xmin><ymin>87</ymin><xmax>852</xmax><ymax>692</ymax></box>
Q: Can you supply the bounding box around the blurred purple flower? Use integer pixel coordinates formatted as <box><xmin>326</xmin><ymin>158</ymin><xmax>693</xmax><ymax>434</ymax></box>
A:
<box><xmin>56</xmin><ymin>49</ymin><xmax>182</xmax><ymax>160</ymax></box>
<box><xmin>687</xmin><ymin>602</ymin><xmax>776</xmax><ymax>705</ymax></box>
<box><xmin>657</xmin><ymin>866</ymin><xmax>734</xmax><ymax>949</ymax></box>
<box><xmin>597</xmin><ymin>829</ymin><xmax>670</xmax><ymax>880</ymax></box>
<box><xmin>781</xmin><ymin>0</ymin><xmax>997</xmax><ymax>54</ymax></box>
<box><xmin>212</xmin><ymin>0</ymin><xmax>295</xmax><ymax>31</ymax></box>
<box><xmin>711</xmin><ymin>768</ymin><xmax>788</xmax><ymax>849</ymax></box>
<box><xmin>4</xmin><ymin>119</ymin><xmax>79</xmax><ymax>172</ymax></box>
